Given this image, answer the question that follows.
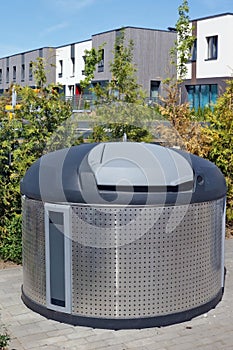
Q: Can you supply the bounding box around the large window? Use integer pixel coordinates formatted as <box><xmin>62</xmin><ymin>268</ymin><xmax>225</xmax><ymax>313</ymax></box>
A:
<box><xmin>150</xmin><ymin>81</ymin><xmax>160</xmax><ymax>103</ymax></box>
<box><xmin>71</xmin><ymin>44</ymin><xmax>75</xmax><ymax>76</ymax></box>
<box><xmin>58</xmin><ymin>60</ymin><xmax>63</xmax><ymax>78</ymax></box>
<box><xmin>6</xmin><ymin>67</ymin><xmax>9</xmax><ymax>83</ymax></box>
<box><xmin>186</xmin><ymin>84</ymin><xmax>218</xmax><ymax>109</ymax></box>
<box><xmin>39</xmin><ymin>48</ymin><xmax>43</xmax><ymax>58</ymax></box>
<box><xmin>206</xmin><ymin>35</ymin><xmax>218</xmax><ymax>60</ymax></box>
<box><xmin>98</xmin><ymin>49</ymin><xmax>104</xmax><ymax>73</ymax></box>
<box><xmin>29</xmin><ymin>62</ymin><xmax>33</xmax><ymax>81</ymax></box>
<box><xmin>13</xmin><ymin>66</ymin><xmax>16</xmax><ymax>82</ymax></box>
<box><xmin>21</xmin><ymin>64</ymin><xmax>25</xmax><ymax>82</ymax></box>
<box><xmin>191</xmin><ymin>39</ymin><xmax>197</xmax><ymax>62</ymax></box>
<box><xmin>71</xmin><ymin>57</ymin><xmax>75</xmax><ymax>76</ymax></box>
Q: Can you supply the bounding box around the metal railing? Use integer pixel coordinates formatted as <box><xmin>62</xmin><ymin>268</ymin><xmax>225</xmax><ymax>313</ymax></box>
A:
<box><xmin>65</xmin><ymin>94</ymin><xmax>95</xmax><ymax>111</ymax></box>
<box><xmin>65</xmin><ymin>95</ymin><xmax>160</xmax><ymax>111</ymax></box>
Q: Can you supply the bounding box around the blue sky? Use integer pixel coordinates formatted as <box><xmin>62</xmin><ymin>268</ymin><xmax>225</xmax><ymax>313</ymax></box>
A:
<box><xmin>1</xmin><ymin>0</ymin><xmax>232</xmax><ymax>57</ymax></box>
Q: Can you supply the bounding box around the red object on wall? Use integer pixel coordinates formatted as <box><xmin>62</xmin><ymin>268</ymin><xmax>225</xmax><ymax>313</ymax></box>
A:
<box><xmin>76</xmin><ymin>85</ymin><xmax>81</xmax><ymax>95</ymax></box>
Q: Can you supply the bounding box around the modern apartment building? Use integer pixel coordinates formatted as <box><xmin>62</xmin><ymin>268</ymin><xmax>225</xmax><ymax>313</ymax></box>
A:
<box><xmin>0</xmin><ymin>47</ymin><xmax>56</xmax><ymax>93</ymax></box>
<box><xmin>0</xmin><ymin>13</ymin><xmax>232</xmax><ymax>109</ymax></box>
<box><xmin>56</xmin><ymin>39</ymin><xmax>92</xmax><ymax>97</ymax></box>
<box><xmin>55</xmin><ymin>27</ymin><xmax>176</xmax><ymax>102</ymax></box>
<box><xmin>183</xmin><ymin>13</ymin><xmax>233</xmax><ymax>109</ymax></box>
<box><xmin>91</xmin><ymin>27</ymin><xmax>177</xmax><ymax>102</ymax></box>
<box><xmin>0</xmin><ymin>26</ymin><xmax>176</xmax><ymax>103</ymax></box>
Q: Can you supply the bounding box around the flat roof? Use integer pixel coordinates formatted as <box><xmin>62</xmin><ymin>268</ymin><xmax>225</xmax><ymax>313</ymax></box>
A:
<box><xmin>56</xmin><ymin>38</ymin><xmax>92</xmax><ymax>49</ymax></box>
<box><xmin>92</xmin><ymin>26</ymin><xmax>175</xmax><ymax>37</ymax></box>
<box><xmin>0</xmin><ymin>47</ymin><xmax>55</xmax><ymax>60</ymax></box>
<box><xmin>191</xmin><ymin>12</ymin><xmax>233</xmax><ymax>22</ymax></box>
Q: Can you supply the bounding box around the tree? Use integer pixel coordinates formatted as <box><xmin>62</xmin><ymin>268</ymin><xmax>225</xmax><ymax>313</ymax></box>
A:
<box><xmin>170</xmin><ymin>0</ymin><xmax>196</xmax><ymax>81</ymax></box>
<box><xmin>0</xmin><ymin>59</ymin><xmax>74</xmax><ymax>263</ymax></box>
<box><xmin>32</xmin><ymin>57</ymin><xmax>47</xmax><ymax>89</ymax></box>
<box><xmin>79</xmin><ymin>45</ymin><xmax>105</xmax><ymax>109</ymax></box>
<box><xmin>93</xmin><ymin>29</ymin><xmax>146</xmax><ymax>105</ymax></box>
<box><xmin>108</xmin><ymin>29</ymin><xmax>146</xmax><ymax>104</ymax></box>
<box><xmin>154</xmin><ymin>0</ymin><xmax>211</xmax><ymax>156</ymax></box>
<box><xmin>205</xmin><ymin>79</ymin><xmax>233</xmax><ymax>224</ymax></box>
<box><xmin>81</xmin><ymin>29</ymin><xmax>157</xmax><ymax>142</ymax></box>
<box><xmin>80</xmin><ymin>47</ymin><xmax>104</xmax><ymax>92</ymax></box>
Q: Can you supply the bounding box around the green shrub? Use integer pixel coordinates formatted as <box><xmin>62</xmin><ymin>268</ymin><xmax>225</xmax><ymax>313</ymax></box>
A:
<box><xmin>0</xmin><ymin>327</ymin><xmax>10</xmax><ymax>350</ymax></box>
<box><xmin>0</xmin><ymin>59</ymin><xmax>73</xmax><ymax>263</ymax></box>
<box><xmin>204</xmin><ymin>80</ymin><xmax>233</xmax><ymax>224</ymax></box>
<box><xmin>0</xmin><ymin>214</ymin><xmax>22</xmax><ymax>264</ymax></box>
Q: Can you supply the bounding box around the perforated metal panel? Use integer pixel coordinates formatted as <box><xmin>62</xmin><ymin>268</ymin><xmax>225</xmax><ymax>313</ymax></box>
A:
<box><xmin>22</xmin><ymin>197</ymin><xmax>224</xmax><ymax>320</ymax></box>
<box><xmin>71</xmin><ymin>199</ymin><xmax>224</xmax><ymax>318</ymax></box>
<box><xmin>22</xmin><ymin>197</ymin><xmax>46</xmax><ymax>305</ymax></box>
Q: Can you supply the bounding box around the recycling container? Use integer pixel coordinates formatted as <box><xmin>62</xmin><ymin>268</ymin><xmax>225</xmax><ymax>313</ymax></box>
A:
<box><xmin>21</xmin><ymin>142</ymin><xmax>227</xmax><ymax>329</ymax></box>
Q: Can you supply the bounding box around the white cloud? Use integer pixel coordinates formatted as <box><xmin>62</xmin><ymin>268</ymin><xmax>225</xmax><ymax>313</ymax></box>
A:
<box><xmin>55</xmin><ymin>0</ymin><xmax>96</xmax><ymax>11</ymax></box>
<box><xmin>43</xmin><ymin>21</ymin><xmax>69</xmax><ymax>34</ymax></box>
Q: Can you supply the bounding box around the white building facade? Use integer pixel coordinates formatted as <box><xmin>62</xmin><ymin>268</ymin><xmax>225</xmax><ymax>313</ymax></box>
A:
<box><xmin>184</xmin><ymin>13</ymin><xmax>233</xmax><ymax>109</ymax></box>
<box><xmin>56</xmin><ymin>39</ymin><xmax>92</xmax><ymax>98</ymax></box>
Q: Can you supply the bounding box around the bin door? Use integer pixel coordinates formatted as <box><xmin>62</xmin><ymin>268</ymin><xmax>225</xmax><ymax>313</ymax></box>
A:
<box><xmin>44</xmin><ymin>203</ymin><xmax>71</xmax><ymax>313</ymax></box>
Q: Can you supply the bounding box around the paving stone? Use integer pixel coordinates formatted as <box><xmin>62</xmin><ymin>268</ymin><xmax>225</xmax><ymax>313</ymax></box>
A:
<box><xmin>66</xmin><ymin>329</ymin><xmax>96</xmax><ymax>340</ymax></box>
<box><xmin>1</xmin><ymin>239</ymin><xmax>233</xmax><ymax>350</ymax></box>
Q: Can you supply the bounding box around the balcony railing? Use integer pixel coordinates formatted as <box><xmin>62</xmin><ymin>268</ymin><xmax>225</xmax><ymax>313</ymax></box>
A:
<box><xmin>65</xmin><ymin>94</ymin><xmax>95</xmax><ymax>111</ymax></box>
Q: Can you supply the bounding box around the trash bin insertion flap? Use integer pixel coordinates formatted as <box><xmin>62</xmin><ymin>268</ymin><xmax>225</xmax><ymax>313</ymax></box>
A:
<box><xmin>88</xmin><ymin>142</ymin><xmax>194</xmax><ymax>189</ymax></box>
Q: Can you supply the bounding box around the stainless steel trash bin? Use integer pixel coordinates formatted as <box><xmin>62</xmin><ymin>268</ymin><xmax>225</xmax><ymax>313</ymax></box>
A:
<box><xmin>21</xmin><ymin>142</ymin><xmax>227</xmax><ymax>329</ymax></box>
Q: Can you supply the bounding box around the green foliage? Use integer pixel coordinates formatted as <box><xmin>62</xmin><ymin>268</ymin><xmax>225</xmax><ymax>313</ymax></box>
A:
<box><xmin>157</xmin><ymin>1</ymin><xmax>212</xmax><ymax>156</ymax></box>
<box><xmin>157</xmin><ymin>82</ymin><xmax>211</xmax><ymax>156</ymax></box>
<box><xmin>204</xmin><ymin>80</ymin><xmax>233</xmax><ymax>223</ymax></box>
<box><xmin>32</xmin><ymin>57</ymin><xmax>47</xmax><ymax>88</ymax></box>
<box><xmin>108</xmin><ymin>30</ymin><xmax>146</xmax><ymax>104</ymax></box>
<box><xmin>0</xmin><ymin>59</ymin><xmax>74</xmax><ymax>262</ymax></box>
<box><xmin>194</xmin><ymin>106</ymin><xmax>213</xmax><ymax>121</ymax></box>
<box><xmin>81</xmin><ymin>29</ymin><xmax>145</xmax><ymax>105</ymax></box>
<box><xmin>81</xmin><ymin>29</ymin><xmax>151</xmax><ymax>142</ymax></box>
<box><xmin>0</xmin><ymin>214</ymin><xmax>22</xmax><ymax>264</ymax></box>
<box><xmin>0</xmin><ymin>326</ymin><xmax>10</xmax><ymax>350</ymax></box>
<box><xmin>170</xmin><ymin>0</ymin><xmax>196</xmax><ymax>81</ymax></box>
<box><xmin>80</xmin><ymin>46</ymin><xmax>105</xmax><ymax>91</ymax></box>
<box><xmin>91</xmin><ymin>102</ymin><xmax>160</xmax><ymax>143</ymax></box>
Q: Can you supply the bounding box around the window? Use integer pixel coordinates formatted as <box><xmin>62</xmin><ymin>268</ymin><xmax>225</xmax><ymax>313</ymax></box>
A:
<box><xmin>39</xmin><ymin>48</ymin><xmax>43</xmax><ymax>58</ymax></box>
<box><xmin>70</xmin><ymin>44</ymin><xmax>75</xmax><ymax>58</ymax></box>
<box><xmin>58</xmin><ymin>60</ymin><xmax>63</xmax><ymax>78</ymax></box>
<box><xmin>29</xmin><ymin>62</ymin><xmax>33</xmax><ymax>81</ymax></box>
<box><xmin>0</xmin><ymin>69</ymin><xmax>2</xmax><ymax>84</ymax></box>
<box><xmin>191</xmin><ymin>39</ymin><xmax>197</xmax><ymax>62</ymax></box>
<box><xmin>44</xmin><ymin>203</ymin><xmax>71</xmax><ymax>313</ymax></box>
<box><xmin>186</xmin><ymin>84</ymin><xmax>218</xmax><ymax>110</ymax></box>
<box><xmin>206</xmin><ymin>35</ymin><xmax>218</xmax><ymax>60</ymax></box>
<box><xmin>21</xmin><ymin>53</ymin><xmax>25</xmax><ymax>64</ymax></box>
<box><xmin>68</xmin><ymin>85</ymin><xmax>74</xmax><ymax>96</ymax></box>
<box><xmin>150</xmin><ymin>81</ymin><xmax>160</xmax><ymax>102</ymax></box>
<box><xmin>21</xmin><ymin>54</ymin><xmax>25</xmax><ymax>82</ymax></box>
<box><xmin>13</xmin><ymin>66</ymin><xmax>16</xmax><ymax>82</ymax></box>
<box><xmin>70</xmin><ymin>44</ymin><xmax>75</xmax><ymax>76</ymax></box>
<box><xmin>6</xmin><ymin>67</ymin><xmax>9</xmax><ymax>83</ymax></box>
<box><xmin>21</xmin><ymin>64</ymin><xmax>25</xmax><ymax>81</ymax></box>
<box><xmin>98</xmin><ymin>49</ymin><xmax>104</xmax><ymax>72</ymax></box>
<box><xmin>71</xmin><ymin>57</ymin><xmax>75</xmax><ymax>76</ymax></box>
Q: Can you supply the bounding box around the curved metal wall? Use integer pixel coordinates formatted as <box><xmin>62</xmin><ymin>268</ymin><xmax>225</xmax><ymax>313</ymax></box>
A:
<box><xmin>22</xmin><ymin>197</ymin><xmax>224</xmax><ymax>320</ymax></box>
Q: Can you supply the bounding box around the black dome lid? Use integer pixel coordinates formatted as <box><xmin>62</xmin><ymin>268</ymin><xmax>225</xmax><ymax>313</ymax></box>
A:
<box><xmin>20</xmin><ymin>142</ymin><xmax>226</xmax><ymax>205</ymax></box>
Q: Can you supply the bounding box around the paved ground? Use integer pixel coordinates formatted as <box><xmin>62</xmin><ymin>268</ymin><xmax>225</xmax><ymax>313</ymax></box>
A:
<box><xmin>0</xmin><ymin>239</ymin><xmax>233</xmax><ymax>350</ymax></box>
